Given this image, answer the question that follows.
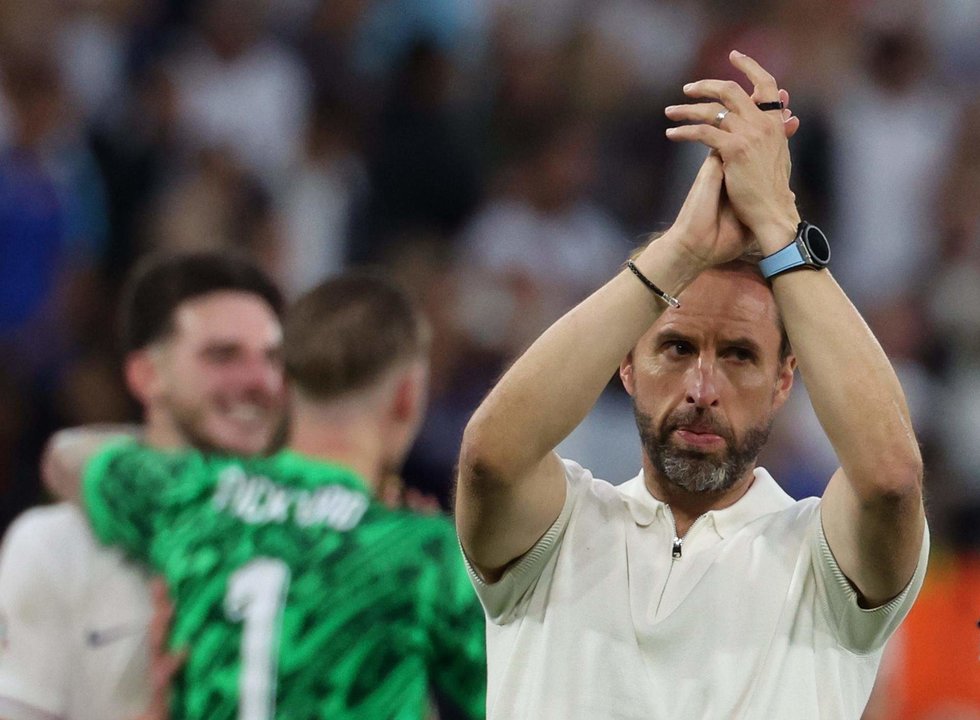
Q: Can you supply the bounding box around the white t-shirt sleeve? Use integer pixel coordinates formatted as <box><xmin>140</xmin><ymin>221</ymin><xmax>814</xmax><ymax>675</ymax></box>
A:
<box><xmin>464</xmin><ymin>459</ymin><xmax>592</xmax><ymax>624</ymax></box>
<box><xmin>812</xmin><ymin>510</ymin><xmax>930</xmax><ymax>654</ymax></box>
<box><xmin>0</xmin><ymin>511</ymin><xmax>72</xmax><ymax>719</ymax></box>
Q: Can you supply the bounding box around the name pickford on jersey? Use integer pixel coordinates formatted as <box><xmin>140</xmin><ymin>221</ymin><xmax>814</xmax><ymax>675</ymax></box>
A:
<box><xmin>212</xmin><ymin>466</ymin><xmax>369</xmax><ymax>529</ymax></box>
<box><xmin>81</xmin><ymin>443</ymin><xmax>487</xmax><ymax>720</ymax></box>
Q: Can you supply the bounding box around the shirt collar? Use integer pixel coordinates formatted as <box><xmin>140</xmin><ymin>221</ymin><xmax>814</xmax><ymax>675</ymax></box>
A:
<box><xmin>618</xmin><ymin>467</ymin><xmax>795</xmax><ymax>537</ymax></box>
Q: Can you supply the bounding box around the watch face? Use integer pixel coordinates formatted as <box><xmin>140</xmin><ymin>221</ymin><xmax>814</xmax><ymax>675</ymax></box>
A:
<box><xmin>801</xmin><ymin>224</ymin><xmax>831</xmax><ymax>266</ymax></box>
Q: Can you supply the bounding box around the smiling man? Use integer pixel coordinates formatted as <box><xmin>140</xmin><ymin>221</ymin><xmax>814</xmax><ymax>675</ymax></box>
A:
<box><xmin>0</xmin><ymin>251</ymin><xmax>285</xmax><ymax>720</ymax></box>
<box><xmin>43</xmin><ymin>271</ymin><xmax>487</xmax><ymax>720</ymax></box>
<box><xmin>456</xmin><ymin>52</ymin><xmax>928</xmax><ymax>719</ymax></box>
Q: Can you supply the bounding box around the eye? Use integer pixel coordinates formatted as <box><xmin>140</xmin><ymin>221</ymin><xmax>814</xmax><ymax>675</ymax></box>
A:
<box><xmin>203</xmin><ymin>345</ymin><xmax>240</xmax><ymax>364</ymax></box>
<box><xmin>725</xmin><ymin>346</ymin><xmax>756</xmax><ymax>363</ymax></box>
<box><xmin>662</xmin><ymin>340</ymin><xmax>695</xmax><ymax>358</ymax></box>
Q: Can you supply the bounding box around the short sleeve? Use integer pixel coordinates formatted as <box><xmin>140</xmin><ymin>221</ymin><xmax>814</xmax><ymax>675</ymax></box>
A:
<box><xmin>463</xmin><ymin>458</ymin><xmax>588</xmax><ymax>625</ymax></box>
<box><xmin>426</xmin><ymin>525</ymin><xmax>488</xmax><ymax>719</ymax></box>
<box><xmin>82</xmin><ymin>441</ymin><xmax>200</xmax><ymax>562</ymax></box>
<box><xmin>0</xmin><ymin>510</ymin><xmax>73</xmax><ymax>718</ymax></box>
<box><xmin>813</xmin><ymin>512</ymin><xmax>930</xmax><ymax>654</ymax></box>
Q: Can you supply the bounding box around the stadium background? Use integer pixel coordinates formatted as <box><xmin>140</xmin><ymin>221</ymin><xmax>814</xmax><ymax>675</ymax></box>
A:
<box><xmin>0</xmin><ymin>0</ymin><xmax>977</xmax><ymax>716</ymax></box>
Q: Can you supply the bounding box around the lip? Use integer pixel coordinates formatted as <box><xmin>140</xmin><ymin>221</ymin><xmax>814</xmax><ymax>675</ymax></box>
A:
<box><xmin>216</xmin><ymin>402</ymin><xmax>274</xmax><ymax>432</ymax></box>
<box><xmin>674</xmin><ymin>428</ymin><xmax>725</xmax><ymax>449</ymax></box>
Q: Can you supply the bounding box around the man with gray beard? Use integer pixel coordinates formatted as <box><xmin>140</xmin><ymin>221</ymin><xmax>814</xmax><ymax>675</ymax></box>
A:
<box><xmin>455</xmin><ymin>52</ymin><xmax>928</xmax><ymax>720</ymax></box>
<box><xmin>630</xmin><ymin>286</ymin><xmax>789</xmax><ymax>500</ymax></box>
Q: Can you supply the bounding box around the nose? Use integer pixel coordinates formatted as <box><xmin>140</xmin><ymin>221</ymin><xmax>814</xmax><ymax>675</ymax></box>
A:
<box><xmin>239</xmin><ymin>354</ymin><xmax>284</xmax><ymax>397</ymax></box>
<box><xmin>685</xmin><ymin>356</ymin><xmax>720</xmax><ymax>408</ymax></box>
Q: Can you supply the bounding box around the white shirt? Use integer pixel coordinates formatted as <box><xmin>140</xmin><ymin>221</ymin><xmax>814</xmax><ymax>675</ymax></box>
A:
<box><xmin>467</xmin><ymin>461</ymin><xmax>929</xmax><ymax>720</ymax></box>
<box><xmin>0</xmin><ymin>505</ymin><xmax>152</xmax><ymax>720</ymax></box>
<box><xmin>169</xmin><ymin>38</ymin><xmax>312</xmax><ymax>185</ymax></box>
<box><xmin>460</xmin><ymin>198</ymin><xmax>627</xmax><ymax>303</ymax></box>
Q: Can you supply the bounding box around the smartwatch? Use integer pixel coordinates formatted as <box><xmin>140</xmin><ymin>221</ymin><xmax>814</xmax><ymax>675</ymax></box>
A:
<box><xmin>759</xmin><ymin>221</ymin><xmax>831</xmax><ymax>279</ymax></box>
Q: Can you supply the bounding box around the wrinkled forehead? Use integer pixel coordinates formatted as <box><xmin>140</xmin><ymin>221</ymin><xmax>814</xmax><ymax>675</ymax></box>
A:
<box><xmin>645</xmin><ymin>265</ymin><xmax>782</xmax><ymax>351</ymax></box>
<box><xmin>169</xmin><ymin>290</ymin><xmax>283</xmax><ymax>349</ymax></box>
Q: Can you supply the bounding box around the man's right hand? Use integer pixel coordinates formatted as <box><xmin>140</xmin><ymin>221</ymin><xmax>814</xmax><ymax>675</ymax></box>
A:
<box><xmin>667</xmin><ymin>152</ymin><xmax>749</xmax><ymax>271</ymax></box>
<box><xmin>131</xmin><ymin>579</ymin><xmax>185</xmax><ymax>720</ymax></box>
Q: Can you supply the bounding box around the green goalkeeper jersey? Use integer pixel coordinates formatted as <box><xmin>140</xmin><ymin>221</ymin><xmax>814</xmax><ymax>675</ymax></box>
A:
<box><xmin>82</xmin><ymin>442</ymin><xmax>486</xmax><ymax>720</ymax></box>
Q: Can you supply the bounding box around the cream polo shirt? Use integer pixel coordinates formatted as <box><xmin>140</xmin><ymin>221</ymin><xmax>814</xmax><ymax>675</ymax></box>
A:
<box><xmin>0</xmin><ymin>505</ymin><xmax>152</xmax><ymax>720</ymax></box>
<box><xmin>467</xmin><ymin>460</ymin><xmax>929</xmax><ymax>720</ymax></box>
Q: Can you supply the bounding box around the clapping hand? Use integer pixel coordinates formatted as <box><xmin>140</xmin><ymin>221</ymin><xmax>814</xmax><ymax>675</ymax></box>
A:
<box><xmin>666</xmin><ymin>51</ymin><xmax>801</xmax><ymax>250</ymax></box>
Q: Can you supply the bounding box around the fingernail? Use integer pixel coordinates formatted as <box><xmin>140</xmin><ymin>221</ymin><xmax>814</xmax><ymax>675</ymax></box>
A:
<box><xmin>782</xmin><ymin>109</ymin><xmax>791</xmax><ymax>120</ymax></box>
<box><xmin>683</xmin><ymin>83</ymin><xmax>693</xmax><ymax>92</ymax></box>
<box><xmin>732</xmin><ymin>50</ymin><xmax>745</xmax><ymax>57</ymax></box>
<box><xmin>665</xmin><ymin>128</ymin><xmax>677</xmax><ymax>136</ymax></box>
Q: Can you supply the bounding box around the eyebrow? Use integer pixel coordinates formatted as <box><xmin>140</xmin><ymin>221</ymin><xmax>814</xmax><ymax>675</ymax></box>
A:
<box><xmin>198</xmin><ymin>339</ymin><xmax>282</xmax><ymax>354</ymax></box>
<box><xmin>652</xmin><ymin>330</ymin><xmax>696</xmax><ymax>348</ymax></box>
<box><xmin>720</xmin><ymin>336</ymin><xmax>763</xmax><ymax>355</ymax></box>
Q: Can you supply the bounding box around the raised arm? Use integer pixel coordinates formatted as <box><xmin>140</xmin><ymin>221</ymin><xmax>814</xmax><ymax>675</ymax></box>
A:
<box><xmin>42</xmin><ymin>425</ymin><xmax>139</xmax><ymax>503</ymax></box>
<box><xmin>456</xmin><ymin>155</ymin><xmax>747</xmax><ymax>579</ymax></box>
<box><xmin>666</xmin><ymin>51</ymin><xmax>925</xmax><ymax>606</ymax></box>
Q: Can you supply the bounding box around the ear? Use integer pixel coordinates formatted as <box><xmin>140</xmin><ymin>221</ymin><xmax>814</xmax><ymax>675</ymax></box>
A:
<box><xmin>771</xmin><ymin>354</ymin><xmax>796</xmax><ymax>411</ymax></box>
<box><xmin>619</xmin><ymin>350</ymin><xmax>637</xmax><ymax>396</ymax></box>
<box><xmin>125</xmin><ymin>350</ymin><xmax>163</xmax><ymax>406</ymax></box>
<box><xmin>392</xmin><ymin>361</ymin><xmax>429</xmax><ymax>428</ymax></box>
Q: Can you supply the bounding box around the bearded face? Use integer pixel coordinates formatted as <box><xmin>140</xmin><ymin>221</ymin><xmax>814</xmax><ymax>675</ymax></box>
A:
<box><xmin>149</xmin><ymin>291</ymin><xmax>286</xmax><ymax>456</ymax></box>
<box><xmin>620</xmin><ymin>267</ymin><xmax>796</xmax><ymax>497</ymax></box>
<box><xmin>633</xmin><ymin>402</ymin><xmax>772</xmax><ymax>495</ymax></box>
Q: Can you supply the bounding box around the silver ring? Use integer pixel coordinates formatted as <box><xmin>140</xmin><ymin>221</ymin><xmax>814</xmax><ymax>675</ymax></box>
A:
<box><xmin>713</xmin><ymin>109</ymin><xmax>729</xmax><ymax>127</ymax></box>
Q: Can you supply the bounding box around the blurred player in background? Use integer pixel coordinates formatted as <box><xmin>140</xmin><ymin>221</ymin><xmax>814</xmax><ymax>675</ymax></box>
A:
<box><xmin>0</xmin><ymin>251</ymin><xmax>286</xmax><ymax>720</ymax></box>
<box><xmin>46</xmin><ymin>271</ymin><xmax>487</xmax><ymax>719</ymax></box>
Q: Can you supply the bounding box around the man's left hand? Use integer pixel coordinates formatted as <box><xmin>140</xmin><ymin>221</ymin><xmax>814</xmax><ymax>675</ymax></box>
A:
<box><xmin>664</xmin><ymin>51</ymin><xmax>801</xmax><ymax>250</ymax></box>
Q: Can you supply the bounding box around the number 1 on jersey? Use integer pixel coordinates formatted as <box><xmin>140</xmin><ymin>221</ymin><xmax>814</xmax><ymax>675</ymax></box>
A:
<box><xmin>225</xmin><ymin>558</ymin><xmax>291</xmax><ymax>720</ymax></box>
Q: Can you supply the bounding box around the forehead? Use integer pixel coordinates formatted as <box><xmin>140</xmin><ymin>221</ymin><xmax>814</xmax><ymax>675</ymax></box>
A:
<box><xmin>646</xmin><ymin>267</ymin><xmax>781</xmax><ymax>351</ymax></box>
<box><xmin>169</xmin><ymin>290</ymin><xmax>282</xmax><ymax>347</ymax></box>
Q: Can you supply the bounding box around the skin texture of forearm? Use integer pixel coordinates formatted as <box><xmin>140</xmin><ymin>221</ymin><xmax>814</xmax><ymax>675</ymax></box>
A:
<box><xmin>772</xmin><ymin>269</ymin><xmax>921</xmax><ymax>491</ymax></box>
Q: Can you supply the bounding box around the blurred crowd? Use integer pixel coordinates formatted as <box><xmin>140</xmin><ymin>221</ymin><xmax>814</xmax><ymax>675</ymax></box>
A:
<box><xmin>0</xmin><ymin>0</ymin><xmax>978</xmax><ymax>543</ymax></box>
<box><xmin>1</xmin><ymin>0</ymin><xmax>978</xmax><ymax>716</ymax></box>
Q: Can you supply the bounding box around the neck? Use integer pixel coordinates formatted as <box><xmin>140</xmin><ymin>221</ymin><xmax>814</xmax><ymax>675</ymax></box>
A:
<box><xmin>288</xmin><ymin>400</ymin><xmax>391</xmax><ymax>495</ymax></box>
<box><xmin>641</xmin><ymin>456</ymin><xmax>756</xmax><ymax>537</ymax></box>
<box><xmin>142</xmin><ymin>406</ymin><xmax>188</xmax><ymax>450</ymax></box>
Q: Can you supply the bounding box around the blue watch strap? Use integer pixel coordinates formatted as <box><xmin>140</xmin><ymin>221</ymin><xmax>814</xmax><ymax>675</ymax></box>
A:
<box><xmin>759</xmin><ymin>242</ymin><xmax>805</xmax><ymax>279</ymax></box>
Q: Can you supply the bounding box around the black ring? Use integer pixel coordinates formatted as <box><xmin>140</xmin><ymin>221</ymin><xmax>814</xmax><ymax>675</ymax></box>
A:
<box><xmin>756</xmin><ymin>101</ymin><xmax>784</xmax><ymax>111</ymax></box>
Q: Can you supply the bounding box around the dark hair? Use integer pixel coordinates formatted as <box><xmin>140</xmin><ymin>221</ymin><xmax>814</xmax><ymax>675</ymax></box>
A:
<box><xmin>284</xmin><ymin>270</ymin><xmax>430</xmax><ymax>399</ymax></box>
<box><xmin>119</xmin><ymin>250</ymin><xmax>284</xmax><ymax>353</ymax></box>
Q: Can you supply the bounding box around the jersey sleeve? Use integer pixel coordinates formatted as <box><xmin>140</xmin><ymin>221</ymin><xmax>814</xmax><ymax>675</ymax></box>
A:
<box><xmin>813</xmin><ymin>509</ymin><xmax>930</xmax><ymax>654</ymax></box>
<box><xmin>82</xmin><ymin>441</ymin><xmax>201</xmax><ymax>564</ymax></box>
<box><xmin>0</xmin><ymin>510</ymin><xmax>73</xmax><ymax>719</ymax></box>
<box><xmin>462</xmin><ymin>458</ymin><xmax>585</xmax><ymax>625</ymax></box>
<box><xmin>424</xmin><ymin>524</ymin><xmax>488</xmax><ymax>720</ymax></box>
